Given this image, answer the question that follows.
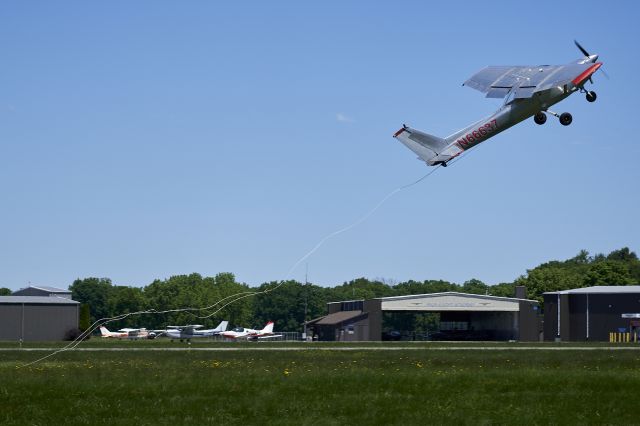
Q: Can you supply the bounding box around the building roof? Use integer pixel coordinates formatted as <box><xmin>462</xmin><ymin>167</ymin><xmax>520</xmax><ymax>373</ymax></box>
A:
<box><xmin>306</xmin><ymin>310</ymin><xmax>366</xmax><ymax>326</ymax></box>
<box><xmin>374</xmin><ymin>291</ymin><xmax>538</xmax><ymax>303</ymax></box>
<box><xmin>544</xmin><ymin>285</ymin><xmax>640</xmax><ymax>295</ymax></box>
<box><xmin>14</xmin><ymin>285</ymin><xmax>70</xmax><ymax>293</ymax></box>
<box><xmin>0</xmin><ymin>296</ymin><xmax>79</xmax><ymax>304</ymax></box>
<box><xmin>327</xmin><ymin>299</ymin><xmax>364</xmax><ymax>305</ymax></box>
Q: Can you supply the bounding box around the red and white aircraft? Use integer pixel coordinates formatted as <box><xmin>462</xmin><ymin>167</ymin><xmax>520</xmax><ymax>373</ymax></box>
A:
<box><xmin>221</xmin><ymin>321</ymin><xmax>282</xmax><ymax>341</ymax></box>
<box><xmin>99</xmin><ymin>326</ymin><xmax>150</xmax><ymax>339</ymax></box>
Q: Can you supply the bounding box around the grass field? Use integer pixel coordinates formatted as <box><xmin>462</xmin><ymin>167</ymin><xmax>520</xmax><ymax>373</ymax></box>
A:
<box><xmin>1</xmin><ymin>343</ymin><xmax>639</xmax><ymax>425</ymax></box>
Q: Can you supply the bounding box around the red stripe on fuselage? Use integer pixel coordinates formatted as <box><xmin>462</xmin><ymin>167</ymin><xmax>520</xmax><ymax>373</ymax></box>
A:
<box><xmin>393</xmin><ymin>127</ymin><xmax>406</xmax><ymax>138</ymax></box>
<box><xmin>572</xmin><ymin>62</ymin><xmax>602</xmax><ymax>86</ymax></box>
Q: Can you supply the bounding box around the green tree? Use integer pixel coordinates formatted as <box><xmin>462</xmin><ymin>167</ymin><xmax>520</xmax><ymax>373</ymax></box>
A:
<box><xmin>70</xmin><ymin>278</ymin><xmax>114</xmax><ymax>324</ymax></box>
<box><xmin>108</xmin><ymin>286</ymin><xmax>146</xmax><ymax>329</ymax></box>
<box><xmin>606</xmin><ymin>247</ymin><xmax>638</xmax><ymax>262</ymax></box>
<box><xmin>489</xmin><ymin>282</ymin><xmax>516</xmax><ymax>298</ymax></box>
<box><xmin>0</xmin><ymin>287</ymin><xmax>11</xmax><ymax>296</ymax></box>
<box><xmin>79</xmin><ymin>304</ymin><xmax>91</xmax><ymax>331</ymax></box>
<box><xmin>584</xmin><ymin>260</ymin><xmax>634</xmax><ymax>287</ymax></box>
<box><xmin>461</xmin><ymin>278</ymin><xmax>488</xmax><ymax>295</ymax></box>
<box><xmin>253</xmin><ymin>281</ymin><xmax>326</xmax><ymax>331</ymax></box>
<box><xmin>393</xmin><ymin>279</ymin><xmax>457</xmax><ymax>296</ymax></box>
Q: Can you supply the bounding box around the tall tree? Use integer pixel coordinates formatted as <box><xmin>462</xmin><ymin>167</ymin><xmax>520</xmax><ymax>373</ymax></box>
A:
<box><xmin>584</xmin><ymin>260</ymin><xmax>633</xmax><ymax>287</ymax></box>
<box><xmin>69</xmin><ymin>278</ymin><xmax>114</xmax><ymax>324</ymax></box>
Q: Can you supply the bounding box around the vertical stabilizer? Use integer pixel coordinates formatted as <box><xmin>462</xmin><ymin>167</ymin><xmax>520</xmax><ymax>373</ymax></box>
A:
<box><xmin>393</xmin><ymin>126</ymin><xmax>460</xmax><ymax>166</ymax></box>
<box><xmin>215</xmin><ymin>321</ymin><xmax>229</xmax><ymax>332</ymax></box>
<box><xmin>262</xmin><ymin>321</ymin><xmax>274</xmax><ymax>334</ymax></box>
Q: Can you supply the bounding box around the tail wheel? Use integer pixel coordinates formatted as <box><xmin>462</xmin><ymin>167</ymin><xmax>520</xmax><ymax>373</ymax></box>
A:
<box><xmin>586</xmin><ymin>91</ymin><xmax>597</xmax><ymax>102</ymax></box>
<box><xmin>534</xmin><ymin>112</ymin><xmax>547</xmax><ymax>125</ymax></box>
<box><xmin>559</xmin><ymin>112</ymin><xmax>573</xmax><ymax>126</ymax></box>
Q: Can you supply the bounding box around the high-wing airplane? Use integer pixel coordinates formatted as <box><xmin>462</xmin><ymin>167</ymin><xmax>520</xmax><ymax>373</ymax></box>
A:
<box><xmin>99</xmin><ymin>326</ymin><xmax>151</xmax><ymax>339</ymax></box>
<box><xmin>164</xmin><ymin>320</ymin><xmax>229</xmax><ymax>342</ymax></box>
<box><xmin>394</xmin><ymin>41</ymin><xmax>604</xmax><ymax>167</ymax></box>
<box><xmin>220</xmin><ymin>321</ymin><xmax>282</xmax><ymax>341</ymax></box>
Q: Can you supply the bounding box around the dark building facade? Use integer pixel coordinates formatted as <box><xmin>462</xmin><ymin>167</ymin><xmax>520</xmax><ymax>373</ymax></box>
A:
<box><xmin>0</xmin><ymin>296</ymin><xmax>80</xmax><ymax>341</ymax></box>
<box><xmin>307</xmin><ymin>291</ymin><xmax>541</xmax><ymax>342</ymax></box>
<box><xmin>543</xmin><ymin>286</ymin><xmax>640</xmax><ymax>341</ymax></box>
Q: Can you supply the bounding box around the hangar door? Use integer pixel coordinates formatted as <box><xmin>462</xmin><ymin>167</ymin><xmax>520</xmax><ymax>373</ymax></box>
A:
<box><xmin>380</xmin><ymin>293</ymin><xmax>521</xmax><ymax>341</ymax></box>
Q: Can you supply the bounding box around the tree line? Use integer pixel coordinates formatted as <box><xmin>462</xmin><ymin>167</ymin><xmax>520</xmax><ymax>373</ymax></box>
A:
<box><xmin>3</xmin><ymin>247</ymin><xmax>638</xmax><ymax>332</ymax></box>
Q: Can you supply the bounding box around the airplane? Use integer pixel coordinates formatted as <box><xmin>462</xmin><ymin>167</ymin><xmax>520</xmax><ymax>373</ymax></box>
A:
<box><xmin>394</xmin><ymin>41</ymin><xmax>605</xmax><ymax>167</ymax></box>
<box><xmin>220</xmin><ymin>321</ymin><xmax>282</xmax><ymax>341</ymax></box>
<box><xmin>99</xmin><ymin>326</ymin><xmax>151</xmax><ymax>339</ymax></box>
<box><xmin>164</xmin><ymin>320</ymin><xmax>229</xmax><ymax>342</ymax></box>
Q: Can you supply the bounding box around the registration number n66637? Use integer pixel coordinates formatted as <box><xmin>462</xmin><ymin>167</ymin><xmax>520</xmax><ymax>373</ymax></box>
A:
<box><xmin>457</xmin><ymin>119</ymin><xmax>497</xmax><ymax>148</ymax></box>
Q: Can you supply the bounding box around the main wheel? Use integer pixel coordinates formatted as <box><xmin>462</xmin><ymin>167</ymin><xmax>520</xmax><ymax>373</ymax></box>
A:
<box><xmin>559</xmin><ymin>112</ymin><xmax>572</xmax><ymax>126</ymax></box>
<box><xmin>534</xmin><ymin>112</ymin><xmax>547</xmax><ymax>125</ymax></box>
<box><xmin>586</xmin><ymin>91</ymin><xmax>597</xmax><ymax>102</ymax></box>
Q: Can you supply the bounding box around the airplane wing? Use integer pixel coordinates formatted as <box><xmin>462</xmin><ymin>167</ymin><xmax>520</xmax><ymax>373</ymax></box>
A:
<box><xmin>464</xmin><ymin>63</ymin><xmax>601</xmax><ymax>99</ymax></box>
<box><xmin>257</xmin><ymin>334</ymin><xmax>283</xmax><ymax>340</ymax></box>
<box><xmin>167</xmin><ymin>325</ymin><xmax>203</xmax><ymax>330</ymax></box>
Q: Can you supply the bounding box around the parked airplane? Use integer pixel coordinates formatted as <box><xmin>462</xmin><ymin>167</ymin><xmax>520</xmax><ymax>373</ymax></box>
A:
<box><xmin>394</xmin><ymin>41</ymin><xmax>604</xmax><ymax>167</ymax></box>
<box><xmin>220</xmin><ymin>321</ymin><xmax>282</xmax><ymax>341</ymax></box>
<box><xmin>99</xmin><ymin>326</ymin><xmax>151</xmax><ymax>339</ymax></box>
<box><xmin>164</xmin><ymin>321</ymin><xmax>229</xmax><ymax>342</ymax></box>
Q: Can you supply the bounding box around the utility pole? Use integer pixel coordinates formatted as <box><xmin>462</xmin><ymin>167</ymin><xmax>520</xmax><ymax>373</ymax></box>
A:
<box><xmin>303</xmin><ymin>264</ymin><xmax>308</xmax><ymax>341</ymax></box>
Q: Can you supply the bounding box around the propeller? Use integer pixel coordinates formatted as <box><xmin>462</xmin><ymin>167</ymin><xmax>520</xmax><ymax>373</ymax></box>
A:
<box><xmin>574</xmin><ymin>39</ymin><xmax>609</xmax><ymax>79</ymax></box>
<box><xmin>574</xmin><ymin>39</ymin><xmax>590</xmax><ymax>58</ymax></box>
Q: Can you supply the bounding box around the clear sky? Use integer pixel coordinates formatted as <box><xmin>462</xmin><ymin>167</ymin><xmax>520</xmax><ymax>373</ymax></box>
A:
<box><xmin>1</xmin><ymin>1</ymin><xmax>639</xmax><ymax>291</ymax></box>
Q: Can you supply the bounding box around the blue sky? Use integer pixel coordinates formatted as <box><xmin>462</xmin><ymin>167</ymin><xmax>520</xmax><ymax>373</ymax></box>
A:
<box><xmin>1</xmin><ymin>1</ymin><xmax>639</xmax><ymax>290</ymax></box>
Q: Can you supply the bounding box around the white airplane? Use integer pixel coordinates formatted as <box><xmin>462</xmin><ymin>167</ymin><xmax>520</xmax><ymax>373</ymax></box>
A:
<box><xmin>394</xmin><ymin>41</ymin><xmax>605</xmax><ymax>167</ymax></box>
<box><xmin>164</xmin><ymin>321</ymin><xmax>229</xmax><ymax>342</ymax></box>
<box><xmin>220</xmin><ymin>321</ymin><xmax>282</xmax><ymax>341</ymax></box>
<box><xmin>99</xmin><ymin>326</ymin><xmax>151</xmax><ymax>339</ymax></box>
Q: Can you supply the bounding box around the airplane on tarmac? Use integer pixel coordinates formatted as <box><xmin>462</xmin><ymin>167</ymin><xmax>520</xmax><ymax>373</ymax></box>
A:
<box><xmin>99</xmin><ymin>326</ymin><xmax>151</xmax><ymax>339</ymax></box>
<box><xmin>220</xmin><ymin>321</ymin><xmax>282</xmax><ymax>341</ymax></box>
<box><xmin>394</xmin><ymin>41</ymin><xmax>605</xmax><ymax>167</ymax></box>
<box><xmin>164</xmin><ymin>320</ymin><xmax>229</xmax><ymax>342</ymax></box>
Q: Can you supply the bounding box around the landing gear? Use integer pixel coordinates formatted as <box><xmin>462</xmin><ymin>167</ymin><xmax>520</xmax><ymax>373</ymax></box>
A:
<box><xmin>586</xmin><ymin>91</ymin><xmax>597</xmax><ymax>102</ymax></box>
<box><xmin>534</xmin><ymin>112</ymin><xmax>547</xmax><ymax>125</ymax></box>
<box><xmin>559</xmin><ymin>112</ymin><xmax>573</xmax><ymax>126</ymax></box>
<box><xmin>544</xmin><ymin>109</ymin><xmax>573</xmax><ymax>126</ymax></box>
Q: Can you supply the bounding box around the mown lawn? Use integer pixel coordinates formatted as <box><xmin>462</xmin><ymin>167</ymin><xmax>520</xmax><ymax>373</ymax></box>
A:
<box><xmin>1</xmin><ymin>348</ymin><xmax>639</xmax><ymax>425</ymax></box>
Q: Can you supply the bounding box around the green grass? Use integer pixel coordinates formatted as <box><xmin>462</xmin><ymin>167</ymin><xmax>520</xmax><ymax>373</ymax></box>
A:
<box><xmin>1</xmin><ymin>346</ymin><xmax>639</xmax><ymax>425</ymax></box>
<box><xmin>0</xmin><ymin>338</ymin><xmax>635</xmax><ymax>349</ymax></box>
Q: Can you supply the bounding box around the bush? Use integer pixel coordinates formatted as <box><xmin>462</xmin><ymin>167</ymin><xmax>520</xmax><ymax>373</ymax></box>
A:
<box><xmin>64</xmin><ymin>327</ymin><xmax>91</xmax><ymax>341</ymax></box>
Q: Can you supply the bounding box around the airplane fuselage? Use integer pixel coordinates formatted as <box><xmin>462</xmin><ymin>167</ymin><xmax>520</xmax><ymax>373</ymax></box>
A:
<box><xmin>448</xmin><ymin>85</ymin><xmax>574</xmax><ymax>153</ymax></box>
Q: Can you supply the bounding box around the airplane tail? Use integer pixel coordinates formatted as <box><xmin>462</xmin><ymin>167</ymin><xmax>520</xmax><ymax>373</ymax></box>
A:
<box><xmin>99</xmin><ymin>326</ymin><xmax>110</xmax><ymax>337</ymax></box>
<box><xmin>214</xmin><ymin>321</ymin><xmax>229</xmax><ymax>332</ymax></box>
<box><xmin>393</xmin><ymin>126</ymin><xmax>456</xmax><ymax>166</ymax></box>
<box><xmin>261</xmin><ymin>321</ymin><xmax>274</xmax><ymax>334</ymax></box>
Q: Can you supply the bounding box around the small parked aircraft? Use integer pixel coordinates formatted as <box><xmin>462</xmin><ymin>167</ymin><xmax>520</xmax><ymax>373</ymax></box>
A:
<box><xmin>99</xmin><ymin>326</ymin><xmax>151</xmax><ymax>339</ymax></box>
<box><xmin>220</xmin><ymin>321</ymin><xmax>282</xmax><ymax>341</ymax></box>
<box><xmin>394</xmin><ymin>41</ymin><xmax>605</xmax><ymax>167</ymax></box>
<box><xmin>164</xmin><ymin>321</ymin><xmax>229</xmax><ymax>342</ymax></box>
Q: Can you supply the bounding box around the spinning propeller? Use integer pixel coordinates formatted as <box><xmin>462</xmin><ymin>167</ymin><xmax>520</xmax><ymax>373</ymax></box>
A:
<box><xmin>575</xmin><ymin>39</ymin><xmax>609</xmax><ymax>79</ymax></box>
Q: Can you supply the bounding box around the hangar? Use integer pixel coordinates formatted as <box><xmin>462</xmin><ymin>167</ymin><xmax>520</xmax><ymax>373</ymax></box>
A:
<box><xmin>307</xmin><ymin>290</ymin><xmax>541</xmax><ymax>342</ymax></box>
<box><xmin>543</xmin><ymin>286</ymin><xmax>640</xmax><ymax>342</ymax></box>
<box><xmin>0</xmin><ymin>296</ymin><xmax>80</xmax><ymax>341</ymax></box>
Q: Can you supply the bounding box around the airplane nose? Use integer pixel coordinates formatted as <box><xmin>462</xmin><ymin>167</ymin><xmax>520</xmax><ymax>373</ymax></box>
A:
<box><xmin>589</xmin><ymin>54</ymin><xmax>599</xmax><ymax>63</ymax></box>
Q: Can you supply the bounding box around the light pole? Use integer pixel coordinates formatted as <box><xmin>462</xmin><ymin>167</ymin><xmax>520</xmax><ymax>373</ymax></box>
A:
<box><xmin>303</xmin><ymin>264</ymin><xmax>308</xmax><ymax>341</ymax></box>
